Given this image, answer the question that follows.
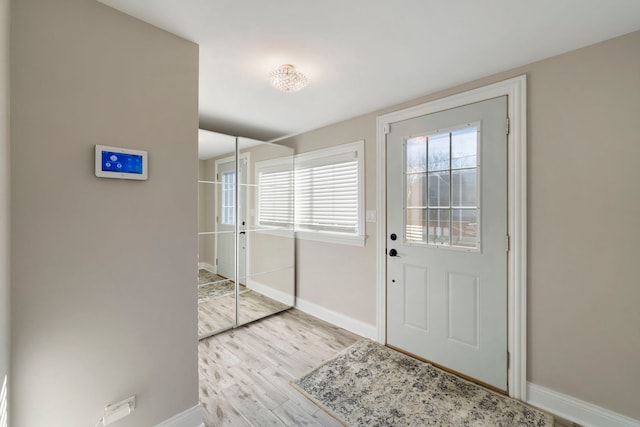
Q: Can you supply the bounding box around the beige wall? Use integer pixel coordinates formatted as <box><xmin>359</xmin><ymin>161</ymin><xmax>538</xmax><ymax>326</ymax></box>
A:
<box><xmin>280</xmin><ymin>31</ymin><xmax>640</xmax><ymax>419</ymax></box>
<box><xmin>0</xmin><ymin>0</ymin><xmax>9</xmax><ymax>422</ymax></box>
<box><xmin>10</xmin><ymin>0</ymin><xmax>199</xmax><ymax>426</ymax></box>
<box><xmin>280</xmin><ymin>116</ymin><xmax>378</xmax><ymax>323</ymax></box>
<box><xmin>524</xmin><ymin>31</ymin><xmax>640</xmax><ymax>419</ymax></box>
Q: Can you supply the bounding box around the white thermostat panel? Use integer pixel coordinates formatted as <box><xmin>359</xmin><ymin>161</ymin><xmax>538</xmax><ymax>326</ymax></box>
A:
<box><xmin>95</xmin><ymin>145</ymin><xmax>148</xmax><ymax>180</ymax></box>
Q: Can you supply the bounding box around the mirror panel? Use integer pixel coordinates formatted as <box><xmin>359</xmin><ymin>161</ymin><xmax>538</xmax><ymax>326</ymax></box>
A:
<box><xmin>237</xmin><ymin>137</ymin><xmax>295</xmax><ymax>326</ymax></box>
<box><xmin>198</xmin><ymin>131</ymin><xmax>295</xmax><ymax>339</ymax></box>
<box><xmin>198</xmin><ymin>132</ymin><xmax>237</xmax><ymax>338</ymax></box>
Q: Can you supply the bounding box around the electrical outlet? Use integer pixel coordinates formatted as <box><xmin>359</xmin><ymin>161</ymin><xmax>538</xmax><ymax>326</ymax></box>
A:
<box><xmin>102</xmin><ymin>395</ymin><xmax>135</xmax><ymax>426</ymax></box>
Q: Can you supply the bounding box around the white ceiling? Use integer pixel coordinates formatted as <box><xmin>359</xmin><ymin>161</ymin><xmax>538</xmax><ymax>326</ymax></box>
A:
<box><xmin>197</xmin><ymin>129</ymin><xmax>266</xmax><ymax>160</ymax></box>
<box><xmin>197</xmin><ymin>129</ymin><xmax>236</xmax><ymax>160</ymax></box>
<box><xmin>98</xmin><ymin>0</ymin><xmax>640</xmax><ymax>142</ymax></box>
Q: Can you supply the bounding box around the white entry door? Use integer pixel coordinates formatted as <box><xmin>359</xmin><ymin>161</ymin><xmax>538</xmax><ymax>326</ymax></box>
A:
<box><xmin>216</xmin><ymin>159</ymin><xmax>236</xmax><ymax>280</ymax></box>
<box><xmin>215</xmin><ymin>157</ymin><xmax>247</xmax><ymax>281</ymax></box>
<box><xmin>386</xmin><ymin>96</ymin><xmax>508</xmax><ymax>391</ymax></box>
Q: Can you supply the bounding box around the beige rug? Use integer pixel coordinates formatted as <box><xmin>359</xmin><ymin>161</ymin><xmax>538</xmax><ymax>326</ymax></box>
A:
<box><xmin>292</xmin><ymin>339</ymin><xmax>553</xmax><ymax>427</ymax></box>
<box><xmin>198</xmin><ymin>269</ymin><xmax>246</xmax><ymax>302</ymax></box>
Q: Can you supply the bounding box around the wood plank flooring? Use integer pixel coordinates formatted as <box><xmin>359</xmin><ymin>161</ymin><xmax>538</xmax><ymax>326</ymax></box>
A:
<box><xmin>198</xmin><ymin>308</ymin><xmax>360</xmax><ymax>426</ymax></box>
<box><xmin>198</xmin><ymin>289</ymin><xmax>290</xmax><ymax>337</ymax></box>
<box><xmin>199</xmin><ymin>308</ymin><xmax>576</xmax><ymax>427</ymax></box>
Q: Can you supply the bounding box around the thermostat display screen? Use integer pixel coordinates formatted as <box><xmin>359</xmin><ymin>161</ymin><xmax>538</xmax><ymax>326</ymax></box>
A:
<box><xmin>95</xmin><ymin>145</ymin><xmax>148</xmax><ymax>180</ymax></box>
<box><xmin>101</xmin><ymin>151</ymin><xmax>143</xmax><ymax>174</ymax></box>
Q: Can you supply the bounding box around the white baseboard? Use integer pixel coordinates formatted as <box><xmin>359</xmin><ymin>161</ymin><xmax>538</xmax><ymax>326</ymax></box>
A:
<box><xmin>198</xmin><ymin>262</ymin><xmax>216</xmax><ymax>273</ymax></box>
<box><xmin>155</xmin><ymin>404</ymin><xmax>205</xmax><ymax>427</ymax></box>
<box><xmin>246</xmin><ymin>278</ymin><xmax>294</xmax><ymax>306</ymax></box>
<box><xmin>527</xmin><ymin>383</ymin><xmax>640</xmax><ymax>427</ymax></box>
<box><xmin>294</xmin><ymin>298</ymin><xmax>377</xmax><ymax>340</ymax></box>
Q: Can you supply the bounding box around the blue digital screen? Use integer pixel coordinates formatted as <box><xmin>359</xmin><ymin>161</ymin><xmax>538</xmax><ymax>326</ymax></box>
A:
<box><xmin>101</xmin><ymin>151</ymin><xmax>143</xmax><ymax>174</ymax></box>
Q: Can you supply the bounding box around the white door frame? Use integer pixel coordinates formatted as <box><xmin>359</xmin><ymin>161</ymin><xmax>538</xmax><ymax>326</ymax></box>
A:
<box><xmin>375</xmin><ymin>75</ymin><xmax>527</xmax><ymax>399</ymax></box>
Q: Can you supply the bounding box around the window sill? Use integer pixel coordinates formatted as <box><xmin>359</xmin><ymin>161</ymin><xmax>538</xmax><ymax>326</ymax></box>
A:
<box><xmin>295</xmin><ymin>230</ymin><xmax>366</xmax><ymax>247</ymax></box>
<box><xmin>253</xmin><ymin>227</ymin><xmax>294</xmax><ymax>238</ymax></box>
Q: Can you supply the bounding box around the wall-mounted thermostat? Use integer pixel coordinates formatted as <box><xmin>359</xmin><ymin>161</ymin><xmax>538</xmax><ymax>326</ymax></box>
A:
<box><xmin>95</xmin><ymin>145</ymin><xmax>148</xmax><ymax>180</ymax></box>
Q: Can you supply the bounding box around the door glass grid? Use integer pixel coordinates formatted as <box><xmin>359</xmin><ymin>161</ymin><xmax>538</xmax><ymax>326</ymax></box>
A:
<box><xmin>405</xmin><ymin>126</ymin><xmax>479</xmax><ymax>249</ymax></box>
<box><xmin>221</xmin><ymin>171</ymin><xmax>236</xmax><ymax>225</ymax></box>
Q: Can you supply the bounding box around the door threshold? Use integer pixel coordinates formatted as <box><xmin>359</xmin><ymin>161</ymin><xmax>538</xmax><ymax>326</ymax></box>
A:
<box><xmin>385</xmin><ymin>343</ymin><xmax>508</xmax><ymax>396</ymax></box>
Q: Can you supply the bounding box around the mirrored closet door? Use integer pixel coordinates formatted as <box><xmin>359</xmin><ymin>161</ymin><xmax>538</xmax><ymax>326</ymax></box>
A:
<box><xmin>198</xmin><ymin>130</ymin><xmax>295</xmax><ymax>339</ymax></box>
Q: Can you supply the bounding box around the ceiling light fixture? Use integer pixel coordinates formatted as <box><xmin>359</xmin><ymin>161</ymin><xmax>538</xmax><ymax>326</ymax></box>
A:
<box><xmin>268</xmin><ymin>64</ymin><xmax>309</xmax><ymax>93</ymax></box>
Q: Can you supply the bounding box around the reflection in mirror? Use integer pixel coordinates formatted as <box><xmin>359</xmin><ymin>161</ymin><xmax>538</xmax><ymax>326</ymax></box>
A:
<box><xmin>197</xmin><ymin>131</ymin><xmax>295</xmax><ymax>339</ymax></box>
<box><xmin>237</xmin><ymin>137</ymin><xmax>295</xmax><ymax>326</ymax></box>
<box><xmin>198</xmin><ymin>130</ymin><xmax>237</xmax><ymax>338</ymax></box>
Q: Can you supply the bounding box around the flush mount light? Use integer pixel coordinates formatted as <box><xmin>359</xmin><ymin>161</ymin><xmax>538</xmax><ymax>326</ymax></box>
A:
<box><xmin>268</xmin><ymin>64</ymin><xmax>309</xmax><ymax>93</ymax></box>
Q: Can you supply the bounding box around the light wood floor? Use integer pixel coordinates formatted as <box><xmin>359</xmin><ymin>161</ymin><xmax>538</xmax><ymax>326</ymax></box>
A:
<box><xmin>198</xmin><ymin>308</ymin><xmax>360</xmax><ymax>426</ymax></box>
<box><xmin>198</xmin><ymin>289</ymin><xmax>290</xmax><ymax>337</ymax></box>
<box><xmin>198</xmin><ymin>309</ymin><xmax>577</xmax><ymax>427</ymax></box>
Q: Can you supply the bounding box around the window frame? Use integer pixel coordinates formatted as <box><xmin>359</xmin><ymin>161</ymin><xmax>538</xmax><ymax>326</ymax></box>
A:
<box><xmin>294</xmin><ymin>140</ymin><xmax>366</xmax><ymax>247</ymax></box>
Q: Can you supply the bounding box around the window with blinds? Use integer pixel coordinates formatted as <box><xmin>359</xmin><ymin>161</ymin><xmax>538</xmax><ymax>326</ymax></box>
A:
<box><xmin>255</xmin><ymin>141</ymin><xmax>364</xmax><ymax>245</ymax></box>
<box><xmin>257</xmin><ymin>168</ymin><xmax>294</xmax><ymax>228</ymax></box>
<box><xmin>294</xmin><ymin>141</ymin><xmax>364</xmax><ymax>242</ymax></box>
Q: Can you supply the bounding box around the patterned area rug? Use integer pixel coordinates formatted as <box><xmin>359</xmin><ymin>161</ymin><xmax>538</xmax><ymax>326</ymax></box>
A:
<box><xmin>198</xmin><ymin>269</ymin><xmax>246</xmax><ymax>302</ymax></box>
<box><xmin>198</xmin><ymin>269</ymin><xmax>227</xmax><ymax>286</ymax></box>
<box><xmin>292</xmin><ymin>340</ymin><xmax>553</xmax><ymax>427</ymax></box>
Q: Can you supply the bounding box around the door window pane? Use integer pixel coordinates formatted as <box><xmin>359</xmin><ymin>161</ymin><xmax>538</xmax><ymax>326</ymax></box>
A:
<box><xmin>406</xmin><ymin>136</ymin><xmax>427</xmax><ymax>173</ymax></box>
<box><xmin>451</xmin><ymin>127</ymin><xmax>477</xmax><ymax>169</ymax></box>
<box><xmin>452</xmin><ymin>169</ymin><xmax>477</xmax><ymax>207</ymax></box>
<box><xmin>404</xmin><ymin>124</ymin><xmax>480</xmax><ymax>249</ymax></box>
<box><xmin>406</xmin><ymin>208</ymin><xmax>426</xmax><ymax>243</ymax></box>
<box><xmin>427</xmin><ymin>172</ymin><xmax>450</xmax><ymax>208</ymax></box>
<box><xmin>428</xmin><ymin>209</ymin><xmax>450</xmax><ymax>245</ymax></box>
<box><xmin>452</xmin><ymin>209</ymin><xmax>478</xmax><ymax>248</ymax></box>
<box><xmin>406</xmin><ymin>172</ymin><xmax>427</xmax><ymax>208</ymax></box>
<box><xmin>427</xmin><ymin>133</ymin><xmax>449</xmax><ymax>171</ymax></box>
<box><xmin>221</xmin><ymin>171</ymin><xmax>235</xmax><ymax>225</ymax></box>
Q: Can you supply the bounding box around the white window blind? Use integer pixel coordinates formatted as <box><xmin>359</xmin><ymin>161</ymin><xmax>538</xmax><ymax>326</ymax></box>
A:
<box><xmin>295</xmin><ymin>142</ymin><xmax>363</xmax><ymax>236</ymax></box>
<box><xmin>257</xmin><ymin>168</ymin><xmax>294</xmax><ymax>228</ymax></box>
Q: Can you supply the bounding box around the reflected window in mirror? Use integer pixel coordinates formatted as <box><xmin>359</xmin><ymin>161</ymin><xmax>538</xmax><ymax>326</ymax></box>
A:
<box><xmin>255</xmin><ymin>157</ymin><xmax>294</xmax><ymax>230</ymax></box>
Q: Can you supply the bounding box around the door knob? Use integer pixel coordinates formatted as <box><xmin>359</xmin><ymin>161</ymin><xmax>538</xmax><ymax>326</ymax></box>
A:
<box><xmin>390</xmin><ymin>233</ymin><xmax>397</xmax><ymax>241</ymax></box>
<box><xmin>389</xmin><ymin>249</ymin><xmax>398</xmax><ymax>257</ymax></box>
